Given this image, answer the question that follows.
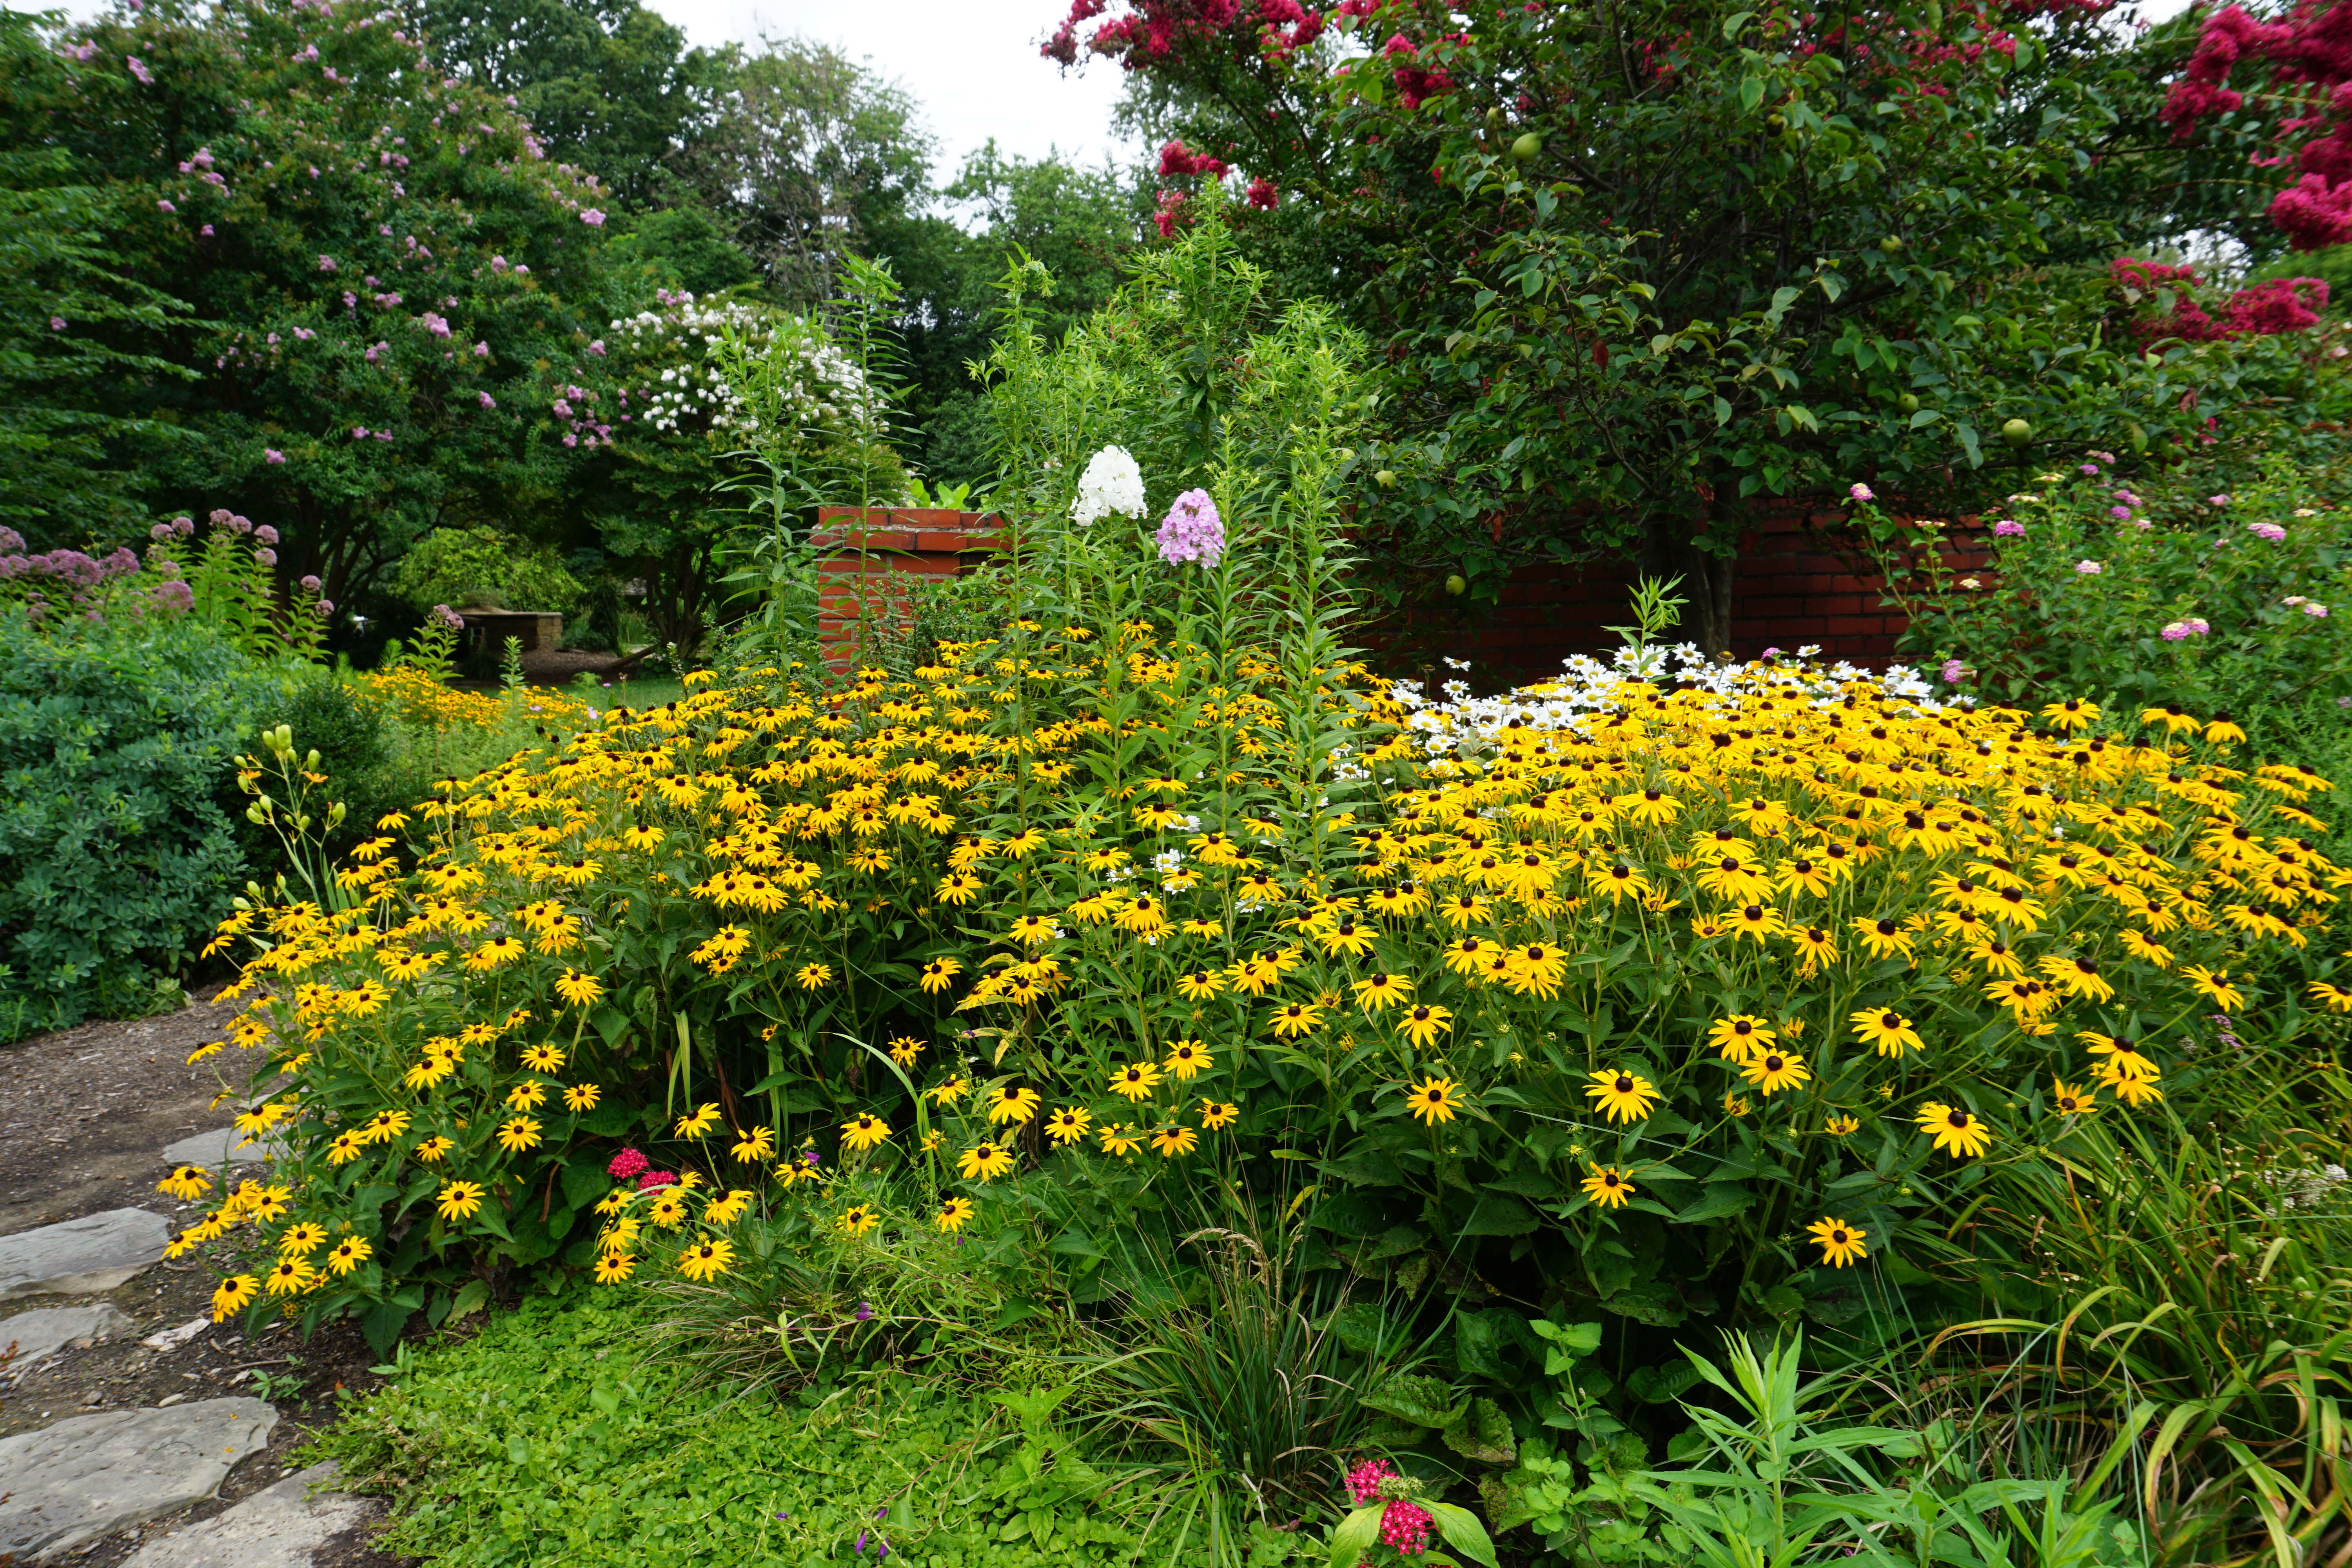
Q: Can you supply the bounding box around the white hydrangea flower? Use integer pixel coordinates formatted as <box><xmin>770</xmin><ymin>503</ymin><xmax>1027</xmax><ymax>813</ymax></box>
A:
<box><xmin>1070</xmin><ymin>445</ymin><xmax>1145</xmax><ymax>527</ymax></box>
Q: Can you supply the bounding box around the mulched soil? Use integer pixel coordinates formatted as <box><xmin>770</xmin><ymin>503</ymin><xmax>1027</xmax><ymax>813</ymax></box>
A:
<box><xmin>0</xmin><ymin>985</ymin><xmax>416</xmax><ymax>1567</ymax></box>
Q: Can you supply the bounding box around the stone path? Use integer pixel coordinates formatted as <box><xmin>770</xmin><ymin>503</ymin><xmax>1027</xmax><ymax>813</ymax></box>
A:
<box><xmin>0</xmin><ymin>1397</ymin><xmax>278</xmax><ymax>1559</ymax></box>
<box><xmin>0</xmin><ymin>1209</ymin><xmax>171</xmax><ymax>1299</ymax></box>
<box><xmin>121</xmin><ymin>1462</ymin><xmax>371</xmax><ymax>1568</ymax></box>
<box><xmin>159</xmin><ymin>1127</ymin><xmax>273</xmax><ymax>1171</ymax></box>
<box><xmin>0</xmin><ymin>1302</ymin><xmax>138</xmax><ymax>1376</ymax></box>
<box><xmin>0</xmin><ymin>1114</ymin><xmax>399</xmax><ymax>1566</ymax></box>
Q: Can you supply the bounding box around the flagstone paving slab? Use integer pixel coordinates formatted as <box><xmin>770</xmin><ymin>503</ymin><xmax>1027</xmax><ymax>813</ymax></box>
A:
<box><xmin>0</xmin><ymin>1302</ymin><xmax>138</xmax><ymax>1375</ymax></box>
<box><xmin>120</xmin><ymin>1461</ymin><xmax>368</xmax><ymax>1568</ymax></box>
<box><xmin>0</xmin><ymin>1396</ymin><xmax>277</xmax><ymax>1560</ymax></box>
<box><xmin>0</xmin><ymin>1208</ymin><xmax>171</xmax><ymax>1300</ymax></box>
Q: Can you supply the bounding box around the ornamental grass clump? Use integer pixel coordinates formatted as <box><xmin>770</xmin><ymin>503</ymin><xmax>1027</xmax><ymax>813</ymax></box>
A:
<box><xmin>194</xmin><ymin>624</ymin><xmax>2350</xmax><ymax>1361</ymax></box>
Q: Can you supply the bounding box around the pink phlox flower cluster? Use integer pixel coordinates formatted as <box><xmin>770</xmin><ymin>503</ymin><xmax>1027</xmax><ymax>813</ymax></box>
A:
<box><xmin>1157</xmin><ymin>488</ymin><xmax>1225</xmax><ymax>565</ymax></box>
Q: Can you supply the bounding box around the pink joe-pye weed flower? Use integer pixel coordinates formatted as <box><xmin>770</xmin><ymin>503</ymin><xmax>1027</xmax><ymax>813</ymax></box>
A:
<box><xmin>254</xmin><ymin>524</ymin><xmax>278</xmax><ymax>545</ymax></box>
<box><xmin>1848</xmin><ymin>483</ymin><xmax>1874</xmax><ymax>502</ymax></box>
<box><xmin>254</xmin><ymin>548</ymin><xmax>276</xmax><ymax>567</ymax></box>
<box><xmin>300</xmin><ymin>575</ymin><xmax>322</xmax><ymax>592</ymax></box>
<box><xmin>1992</xmin><ymin>519</ymin><xmax>2024</xmax><ymax>537</ymax></box>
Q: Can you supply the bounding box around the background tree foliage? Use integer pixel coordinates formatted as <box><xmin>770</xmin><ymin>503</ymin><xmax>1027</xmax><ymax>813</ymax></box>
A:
<box><xmin>1052</xmin><ymin>0</ymin><xmax>2338</xmax><ymax>647</ymax></box>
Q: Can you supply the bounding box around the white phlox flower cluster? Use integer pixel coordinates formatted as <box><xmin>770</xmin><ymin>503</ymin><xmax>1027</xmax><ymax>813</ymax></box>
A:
<box><xmin>1070</xmin><ymin>445</ymin><xmax>1145</xmax><ymax>527</ymax></box>
<box><xmin>608</xmin><ymin>294</ymin><xmax>878</xmax><ymax>438</ymax></box>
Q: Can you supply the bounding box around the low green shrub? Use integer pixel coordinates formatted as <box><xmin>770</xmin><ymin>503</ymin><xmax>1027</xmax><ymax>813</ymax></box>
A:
<box><xmin>0</xmin><ymin>606</ymin><xmax>285</xmax><ymax>1040</ymax></box>
<box><xmin>387</xmin><ymin>526</ymin><xmax>584</xmax><ymax>617</ymax></box>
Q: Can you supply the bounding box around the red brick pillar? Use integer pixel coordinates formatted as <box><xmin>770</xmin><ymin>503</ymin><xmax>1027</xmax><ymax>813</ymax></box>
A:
<box><xmin>813</xmin><ymin>508</ymin><xmax>1004</xmax><ymax>671</ymax></box>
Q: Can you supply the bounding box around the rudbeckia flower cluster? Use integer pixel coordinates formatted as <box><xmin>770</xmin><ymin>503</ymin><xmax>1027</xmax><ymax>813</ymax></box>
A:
<box><xmin>194</xmin><ymin>622</ymin><xmax>2349</xmax><ymax>1324</ymax></box>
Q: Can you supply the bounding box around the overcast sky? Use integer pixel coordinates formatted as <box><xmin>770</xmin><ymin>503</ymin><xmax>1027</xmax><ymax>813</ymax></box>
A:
<box><xmin>664</xmin><ymin>0</ymin><xmax>1140</xmax><ymax>178</ymax></box>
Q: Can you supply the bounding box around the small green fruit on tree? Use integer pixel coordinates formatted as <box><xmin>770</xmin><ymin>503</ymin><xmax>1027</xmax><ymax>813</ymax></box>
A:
<box><xmin>1899</xmin><ymin>394</ymin><xmax>1921</xmax><ymax>414</ymax></box>
<box><xmin>1511</xmin><ymin>132</ymin><xmax>1541</xmax><ymax>161</ymax></box>
<box><xmin>1445</xmin><ymin>573</ymin><xmax>1468</xmax><ymax>596</ymax></box>
<box><xmin>2002</xmin><ymin>417</ymin><xmax>2033</xmax><ymax>447</ymax></box>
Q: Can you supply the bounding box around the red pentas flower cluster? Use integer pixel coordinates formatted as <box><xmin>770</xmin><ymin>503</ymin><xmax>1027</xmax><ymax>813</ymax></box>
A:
<box><xmin>2163</xmin><ymin>0</ymin><xmax>2352</xmax><ymax>247</ymax></box>
<box><xmin>1343</xmin><ymin>1458</ymin><xmax>1435</xmax><ymax>1557</ymax></box>
<box><xmin>2110</xmin><ymin>257</ymin><xmax>2330</xmax><ymax>341</ymax></box>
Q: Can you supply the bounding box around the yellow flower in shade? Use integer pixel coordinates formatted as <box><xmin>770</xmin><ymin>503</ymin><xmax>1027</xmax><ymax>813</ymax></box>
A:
<box><xmin>325</xmin><ymin>1235</ymin><xmax>372</xmax><ymax>1276</ymax></box>
<box><xmin>2049</xmin><ymin>1078</ymin><xmax>2098</xmax><ymax>1117</ymax></box>
<box><xmin>1175</xmin><ymin>967</ymin><xmax>1226</xmax><ymax>1002</ymax></box>
<box><xmin>554</xmin><ymin>1082</ymin><xmax>598</xmax><ymax>1113</ymax></box>
<box><xmin>937</xmin><ymin>1196</ymin><xmax>975</xmax><ymax>1233</ymax></box>
<box><xmin>1581</xmin><ymin>1165</ymin><xmax>1634</xmax><ymax>1209</ymax></box>
<box><xmin>645</xmin><ymin>1191</ymin><xmax>687</xmax><ymax>1228</ymax></box>
<box><xmin>920</xmin><ymin>1130</ymin><xmax>943</xmax><ymax>1153</ymax></box>
<box><xmin>840</xmin><ymin>1112</ymin><xmax>893</xmax><ymax>1152</ymax></box>
<box><xmin>701</xmin><ymin>1189</ymin><xmax>753</xmax><ymax>1225</ymax></box>
<box><xmin>464</xmin><ymin>936</ymin><xmax>526</xmax><ymax>972</ymax></box>
<box><xmin>2099</xmin><ymin>1064</ymin><xmax>2165</xmax><ymax>1108</ymax></box>
<box><xmin>1044</xmin><ymin>1106</ymin><xmax>1093</xmax><ymax>1145</ymax></box>
<box><xmin>2182</xmin><ymin>965</ymin><xmax>2246</xmax><ymax>1009</ymax></box>
<box><xmin>1724</xmin><ymin>1093</ymin><xmax>1752</xmax><ymax>1118</ymax></box>
<box><xmin>1809</xmin><ymin>1217</ymin><xmax>1867</xmax><ymax>1268</ymax></box>
<box><xmin>675</xmin><ymin>1102</ymin><xmax>721</xmax><ymax>1139</ymax></box>
<box><xmin>497</xmin><ymin>1116</ymin><xmax>542</xmax><ymax>1153</ymax></box>
<box><xmin>887</xmin><ymin>1035</ymin><xmax>927</xmax><ymax>1065</ymax></box>
<box><xmin>1916</xmin><ymin>1101</ymin><xmax>1994</xmax><ymax>1158</ymax></box>
<box><xmin>1823</xmin><ymin>1114</ymin><xmax>1860</xmax><ymax>1136</ymax></box>
<box><xmin>1849</xmin><ymin>1007</ymin><xmax>1924</xmax><ymax>1056</ymax></box>
<box><xmin>1109</xmin><ymin>1061</ymin><xmax>1164</xmax><ymax>1101</ymax></box>
<box><xmin>520</xmin><ymin>1043</ymin><xmax>566</xmax><ymax>1073</ymax></box>
<box><xmin>1788</xmin><ymin>926</ymin><xmax>1838</xmax><ymax>967</ymax></box>
<box><xmin>1269</xmin><ymin>1001</ymin><xmax>1323</xmax><ymax>1038</ymax></box>
<box><xmin>1850</xmin><ymin>917</ymin><xmax>1915</xmax><ymax>961</ymax></box>
<box><xmin>506</xmin><ymin>1080</ymin><xmax>548</xmax><ymax>1111</ymax></box>
<box><xmin>2204</xmin><ymin>714</ymin><xmax>2247</xmax><ymax>744</ymax></box>
<box><xmin>1199</xmin><ymin>1099</ymin><xmax>1239</xmax><ymax>1130</ymax></box>
<box><xmin>918</xmin><ymin>956</ymin><xmax>964</xmax><ymax>994</ymax></box>
<box><xmin>796</xmin><ymin>962</ymin><xmax>834</xmax><ymax>990</ymax></box>
<box><xmin>554</xmin><ymin>969</ymin><xmax>604</xmax><ymax>1007</ymax></box>
<box><xmin>985</xmin><ymin>1085</ymin><xmax>1042</xmax><ymax>1126</ymax></box>
<box><xmin>593</xmin><ymin>1251</ymin><xmax>636</xmax><ymax>1284</ymax></box>
<box><xmin>1741</xmin><ymin>1049</ymin><xmax>1812</xmax><ymax>1096</ymax></box>
<box><xmin>415</xmin><ymin>1136</ymin><xmax>454</xmax><ymax>1163</ymax></box>
<box><xmin>437</xmin><ymin>1180</ymin><xmax>485</xmax><ymax>1221</ymax></box>
<box><xmin>273</xmin><ymin>1222</ymin><xmax>325</xmax><ymax>1257</ymax></box>
<box><xmin>679</xmin><ymin>1238</ymin><xmax>735</xmax><ymax>1281</ymax></box>
<box><xmin>1150</xmin><ymin>1123</ymin><xmax>1200</xmax><ymax>1158</ymax></box>
<box><xmin>2039</xmin><ymin>953</ymin><xmax>2114</xmax><ymax>1003</ymax></box>
<box><xmin>1396</xmin><ymin>1004</ymin><xmax>1453</xmax><ymax>1049</ymax></box>
<box><xmin>263</xmin><ymin>1256</ymin><xmax>313</xmax><ymax>1296</ymax></box>
<box><xmin>958</xmin><ymin>1142</ymin><xmax>1016</xmax><ymax>1181</ymax></box>
<box><xmin>1707</xmin><ymin>1016</ymin><xmax>1775</xmax><ymax>1062</ymax></box>
<box><xmin>1099</xmin><ymin>1123</ymin><xmax>1144</xmax><ymax>1156</ymax></box>
<box><xmin>731</xmin><ymin>1125</ymin><xmax>777</xmax><ymax>1163</ymax></box>
<box><xmin>158</xmin><ymin>1165</ymin><xmax>212</xmax><ymax>1202</ymax></box>
<box><xmin>1407</xmin><ymin>1077</ymin><xmax>1465</xmax><ymax>1124</ymax></box>
<box><xmin>2309</xmin><ymin>981</ymin><xmax>2352</xmax><ymax>1014</ymax></box>
<box><xmin>2041</xmin><ymin>697</ymin><xmax>2099</xmax><ymax>732</ymax></box>
<box><xmin>928</xmin><ymin>1076</ymin><xmax>968</xmax><ymax>1106</ymax></box>
<box><xmin>1352</xmin><ymin>971</ymin><xmax>1413</xmax><ymax>1012</ymax></box>
<box><xmin>1163</xmin><ymin>1040</ymin><xmax>1212</xmax><ymax>1080</ymax></box>
<box><xmin>211</xmin><ymin>1273</ymin><xmax>259</xmax><ymax>1321</ymax></box>
<box><xmin>1584</xmin><ymin>1069</ymin><xmax>1661</xmax><ymax>1124</ymax></box>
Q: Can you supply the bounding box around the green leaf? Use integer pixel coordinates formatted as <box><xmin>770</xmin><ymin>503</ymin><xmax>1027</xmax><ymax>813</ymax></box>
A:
<box><xmin>1427</xmin><ymin>1503</ymin><xmax>1501</xmax><ymax>1568</ymax></box>
<box><xmin>1461</xmin><ymin>1192</ymin><xmax>1540</xmax><ymax>1236</ymax></box>
<box><xmin>1441</xmin><ymin>1396</ymin><xmax>1518</xmax><ymax>1465</ymax></box>
<box><xmin>1363</xmin><ymin>1372</ymin><xmax>1470</xmax><ymax>1430</ymax></box>
<box><xmin>1329</xmin><ymin>1504</ymin><xmax>1386</xmax><ymax>1568</ymax></box>
<box><xmin>448</xmin><ymin>1278</ymin><xmax>491</xmax><ymax>1323</ymax></box>
<box><xmin>1739</xmin><ymin>76</ymin><xmax>1765</xmax><ymax>114</ymax></box>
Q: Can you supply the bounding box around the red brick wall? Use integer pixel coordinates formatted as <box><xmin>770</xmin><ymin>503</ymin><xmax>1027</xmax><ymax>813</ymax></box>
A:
<box><xmin>812</xmin><ymin>505</ymin><xmax>1984</xmax><ymax>682</ymax></box>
